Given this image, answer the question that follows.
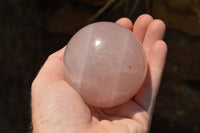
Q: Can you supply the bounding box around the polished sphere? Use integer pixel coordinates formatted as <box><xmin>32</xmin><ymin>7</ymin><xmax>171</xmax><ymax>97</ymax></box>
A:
<box><xmin>63</xmin><ymin>22</ymin><xmax>147</xmax><ymax>108</ymax></box>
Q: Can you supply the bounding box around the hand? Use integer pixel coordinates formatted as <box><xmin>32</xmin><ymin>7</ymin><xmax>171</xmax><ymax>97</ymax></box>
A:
<box><xmin>31</xmin><ymin>14</ymin><xmax>167</xmax><ymax>133</ymax></box>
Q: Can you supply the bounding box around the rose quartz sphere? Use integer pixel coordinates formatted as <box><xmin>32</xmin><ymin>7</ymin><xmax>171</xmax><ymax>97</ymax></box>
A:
<box><xmin>63</xmin><ymin>22</ymin><xmax>147</xmax><ymax>108</ymax></box>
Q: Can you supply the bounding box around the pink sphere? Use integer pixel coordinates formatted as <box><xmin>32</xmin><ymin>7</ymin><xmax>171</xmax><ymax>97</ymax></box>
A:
<box><xmin>63</xmin><ymin>22</ymin><xmax>147</xmax><ymax>108</ymax></box>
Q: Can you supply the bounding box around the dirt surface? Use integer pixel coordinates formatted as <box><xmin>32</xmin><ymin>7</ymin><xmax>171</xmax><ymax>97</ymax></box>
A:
<box><xmin>0</xmin><ymin>0</ymin><xmax>199</xmax><ymax>133</ymax></box>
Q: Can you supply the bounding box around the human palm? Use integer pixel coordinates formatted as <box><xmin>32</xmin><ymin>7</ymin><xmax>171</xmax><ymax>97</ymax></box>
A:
<box><xmin>31</xmin><ymin>14</ymin><xmax>167</xmax><ymax>133</ymax></box>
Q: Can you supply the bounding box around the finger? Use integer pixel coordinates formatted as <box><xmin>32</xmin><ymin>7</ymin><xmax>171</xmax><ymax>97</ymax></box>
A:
<box><xmin>40</xmin><ymin>46</ymin><xmax>66</xmax><ymax>78</ymax></box>
<box><xmin>142</xmin><ymin>19</ymin><xmax>165</xmax><ymax>53</ymax></box>
<box><xmin>149</xmin><ymin>40</ymin><xmax>167</xmax><ymax>92</ymax></box>
<box><xmin>132</xmin><ymin>14</ymin><xmax>153</xmax><ymax>43</ymax></box>
<box><xmin>148</xmin><ymin>40</ymin><xmax>167</xmax><ymax>113</ymax></box>
<box><xmin>103</xmin><ymin>100</ymin><xmax>150</xmax><ymax>129</ymax></box>
<box><xmin>116</xmin><ymin>17</ymin><xmax>133</xmax><ymax>31</ymax></box>
<box><xmin>32</xmin><ymin>46</ymin><xmax>66</xmax><ymax>92</ymax></box>
<box><xmin>135</xmin><ymin>40</ymin><xmax>167</xmax><ymax>114</ymax></box>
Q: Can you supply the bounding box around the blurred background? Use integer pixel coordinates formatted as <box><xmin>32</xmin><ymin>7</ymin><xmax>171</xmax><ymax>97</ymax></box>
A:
<box><xmin>0</xmin><ymin>0</ymin><xmax>200</xmax><ymax>132</ymax></box>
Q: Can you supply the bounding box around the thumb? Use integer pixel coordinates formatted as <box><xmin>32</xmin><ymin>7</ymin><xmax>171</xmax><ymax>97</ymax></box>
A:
<box><xmin>31</xmin><ymin>48</ymin><xmax>91</xmax><ymax>132</ymax></box>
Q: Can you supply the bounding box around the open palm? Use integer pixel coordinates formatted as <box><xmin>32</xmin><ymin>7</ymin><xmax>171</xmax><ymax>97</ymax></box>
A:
<box><xmin>31</xmin><ymin>14</ymin><xmax>167</xmax><ymax>133</ymax></box>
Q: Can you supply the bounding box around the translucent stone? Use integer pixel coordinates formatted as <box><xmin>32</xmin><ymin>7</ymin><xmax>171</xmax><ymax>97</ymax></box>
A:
<box><xmin>63</xmin><ymin>22</ymin><xmax>147</xmax><ymax>108</ymax></box>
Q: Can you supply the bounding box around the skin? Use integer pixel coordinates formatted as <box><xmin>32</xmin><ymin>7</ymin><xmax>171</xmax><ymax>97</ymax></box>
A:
<box><xmin>31</xmin><ymin>14</ymin><xmax>167</xmax><ymax>133</ymax></box>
